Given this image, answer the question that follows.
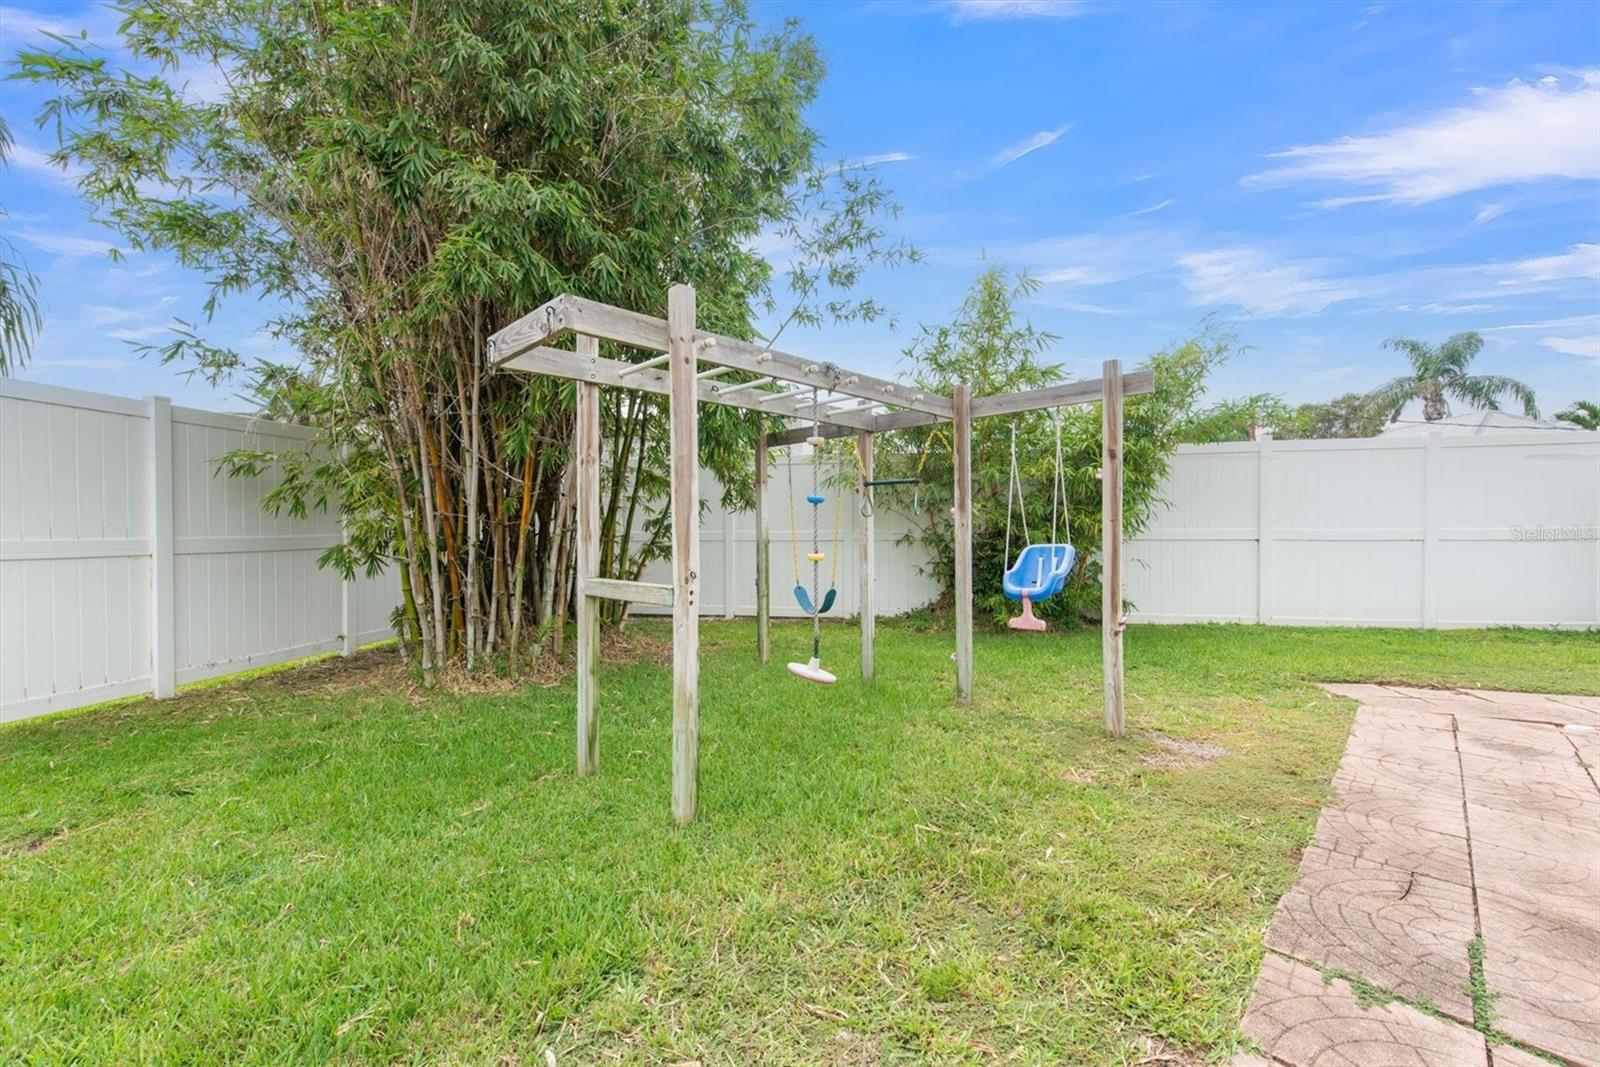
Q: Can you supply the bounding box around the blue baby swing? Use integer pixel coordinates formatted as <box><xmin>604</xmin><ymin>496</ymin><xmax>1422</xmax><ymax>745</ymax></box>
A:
<box><xmin>1002</xmin><ymin>412</ymin><xmax>1075</xmax><ymax>632</ymax></box>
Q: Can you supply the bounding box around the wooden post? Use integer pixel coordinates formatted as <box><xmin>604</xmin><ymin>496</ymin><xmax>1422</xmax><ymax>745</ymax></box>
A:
<box><xmin>756</xmin><ymin>427</ymin><xmax>771</xmax><ymax>663</ymax></box>
<box><xmin>857</xmin><ymin>430</ymin><xmax>875</xmax><ymax>682</ymax></box>
<box><xmin>668</xmin><ymin>284</ymin><xmax>700</xmax><ymax>825</ymax></box>
<box><xmin>953</xmin><ymin>384</ymin><xmax>973</xmax><ymax>701</ymax></box>
<box><xmin>146</xmin><ymin>395</ymin><xmax>175</xmax><ymax>700</ymax></box>
<box><xmin>1101</xmin><ymin>360</ymin><xmax>1125</xmax><ymax>738</ymax></box>
<box><xmin>575</xmin><ymin>335</ymin><xmax>601</xmax><ymax>776</ymax></box>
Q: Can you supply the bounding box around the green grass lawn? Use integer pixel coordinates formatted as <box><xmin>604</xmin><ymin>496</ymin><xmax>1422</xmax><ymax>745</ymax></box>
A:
<box><xmin>2</xmin><ymin>622</ymin><xmax>1594</xmax><ymax>1064</ymax></box>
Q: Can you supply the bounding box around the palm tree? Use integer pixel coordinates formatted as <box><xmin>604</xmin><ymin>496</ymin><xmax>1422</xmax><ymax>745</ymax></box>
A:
<box><xmin>1364</xmin><ymin>332</ymin><xmax>1538</xmax><ymax>423</ymax></box>
<box><xmin>1556</xmin><ymin>400</ymin><xmax>1600</xmax><ymax>431</ymax></box>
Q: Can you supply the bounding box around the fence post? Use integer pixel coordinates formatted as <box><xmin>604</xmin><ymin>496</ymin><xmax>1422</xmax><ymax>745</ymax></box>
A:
<box><xmin>723</xmin><ymin>505</ymin><xmax>737</xmax><ymax>620</ymax></box>
<box><xmin>147</xmin><ymin>395</ymin><xmax>176</xmax><ymax>698</ymax></box>
<box><xmin>1256</xmin><ymin>435</ymin><xmax>1273</xmax><ymax>625</ymax></box>
<box><xmin>1422</xmin><ymin>432</ymin><xmax>1441</xmax><ymax>629</ymax></box>
<box><xmin>340</xmin><ymin>446</ymin><xmax>355</xmax><ymax>656</ymax></box>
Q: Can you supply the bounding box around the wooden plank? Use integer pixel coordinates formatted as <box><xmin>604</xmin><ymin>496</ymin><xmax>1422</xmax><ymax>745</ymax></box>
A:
<box><xmin>766</xmin><ymin>422</ymin><xmax>857</xmax><ymax>449</ymax></box>
<box><xmin>869</xmin><ymin>369</ymin><xmax>1156</xmax><ymax>433</ymax></box>
<box><xmin>668</xmin><ymin>285</ymin><xmax>700</xmax><ymax>826</ymax></box>
<box><xmin>756</xmin><ymin>429</ymin><xmax>771</xmax><ymax>664</ymax></box>
<box><xmin>972</xmin><ymin>369</ymin><xmax>1154</xmax><ymax>419</ymax></box>
<box><xmin>575</xmin><ymin>339</ymin><xmax>601</xmax><ymax>777</ymax></box>
<box><xmin>501</xmin><ymin>345</ymin><xmax>874</xmax><ymax>433</ymax></box>
<box><xmin>582</xmin><ymin>576</ymin><xmax>674</xmax><ymax>608</ymax></box>
<box><xmin>953</xmin><ymin>384</ymin><xmax>973</xmax><ymax>701</ymax></box>
<box><xmin>858</xmin><ymin>430</ymin><xmax>875</xmax><ymax>682</ymax></box>
<box><xmin>491</xmin><ymin>293</ymin><xmax>953</xmax><ymax>420</ymax></box>
<box><xmin>1101</xmin><ymin>359</ymin><xmax>1125</xmax><ymax>738</ymax></box>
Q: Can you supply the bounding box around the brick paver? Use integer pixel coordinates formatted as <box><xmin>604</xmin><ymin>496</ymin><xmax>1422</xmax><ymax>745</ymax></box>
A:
<box><xmin>1237</xmin><ymin>684</ymin><xmax>1600</xmax><ymax>1066</ymax></box>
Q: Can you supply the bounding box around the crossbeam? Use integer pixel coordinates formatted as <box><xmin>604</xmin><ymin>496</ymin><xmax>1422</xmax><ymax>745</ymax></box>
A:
<box><xmin>767</xmin><ymin>423</ymin><xmax>857</xmax><ymax>448</ymax></box>
<box><xmin>501</xmin><ymin>345</ymin><xmax>875</xmax><ymax>433</ymax></box>
<box><xmin>489</xmin><ymin>293</ymin><xmax>954</xmax><ymax>420</ymax></box>
<box><xmin>582</xmin><ymin>577</ymin><xmax>674</xmax><ymax>607</ymax></box>
<box><xmin>870</xmin><ymin>369</ymin><xmax>1155</xmax><ymax>432</ymax></box>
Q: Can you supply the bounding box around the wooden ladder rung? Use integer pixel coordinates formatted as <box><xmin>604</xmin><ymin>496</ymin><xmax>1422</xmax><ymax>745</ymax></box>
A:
<box><xmin>582</xmin><ymin>577</ymin><xmax>675</xmax><ymax>607</ymax></box>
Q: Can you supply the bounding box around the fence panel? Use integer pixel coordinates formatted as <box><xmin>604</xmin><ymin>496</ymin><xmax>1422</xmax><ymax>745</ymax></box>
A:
<box><xmin>0</xmin><ymin>380</ymin><xmax>399</xmax><ymax>723</ymax></box>
<box><xmin>1127</xmin><ymin>433</ymin><xmax>1598</xmax><ymax>629</ymax></box>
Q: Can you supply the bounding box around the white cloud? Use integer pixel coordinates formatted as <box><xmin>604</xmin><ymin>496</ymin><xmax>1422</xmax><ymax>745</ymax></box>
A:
<box><xmin>1498</xmin><ymin>243</ymin><xmax>1600</xmax><ymax>285</ymax></box>
<box><xmin>1539</xmin><ymin>335</ymin><xmax>1600</xmax><ymax>361</ymax></box>
<box><xmin>1402</xmin><ymin>302</ymin><xmax>1496</xmax><ymax>314</ymax></box>
<box><xmin>1178</xmin><ymin>246</ymin><xmax>1358</xmax><ymax>316</ymax></box>
<box><xmin>946</xmin><ymin>0</ymin><xmax>1085</xmax><ymax>22</ymax></box>
<box><xmin>4</xmin><ymin>142</ymin><xmax>85</xmax><ymax>188</ymax></box>
<box><xmin>1472</xmin><ymin>202</ymin><xmax>1510</xmax><ymax>225</ymax></box>
<box><xmin>838</xmin><ymin>151</ymin><xmax>914</xmax><ymax>170</ymax></box>
<box><xmin>1124</xmin><ymin>198</ymin><xmax>1175</xmax><ymax>218</ymax></box>
<box><xmin>1481</xmin><ymin>313</ymin><xmax>1600</xmax><ymax>333</ymax></box>
<box><xmin>1244</xmin><ymin>70</ymin><xmax>1600</xmax><ymax>205</ymax></box>
<box><xmin>32</xmin><ymin>357</ymin><xmax>134</xmax><ymax>371</ymax></box>
<box><xmin>987</xmin><ymin>126</ymin><xmax>1069</xmax><ymax>170</ymax></box>
<box><xmin>107</xmin><ymin>324</ymin><xmax>176</xmax><ymax>342</ymax></box>
<box><xmin>12</xmin><ymin>228</ymin><xmax>113</xmax><ymax>257</ymax></box>
<box><xmin>81</xmin><ymin>297</ymin><xmax>178</xmax><ymax>327</ymax></box>
<box><xmin>0</xmin><ymin>4</ymin><xmax>80</xmax><ymax>41</ymax></box>
<box><xmin>1036</xmin><ymin>265</ymin><xmax>1120</xmax><ymax>287</ymax></box>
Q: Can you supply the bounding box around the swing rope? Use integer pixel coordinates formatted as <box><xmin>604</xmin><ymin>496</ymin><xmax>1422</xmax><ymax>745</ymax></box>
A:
<box><xmin>1004</xmin><ymin>420</ymin><xmax>1030</xmax><ymax>567</ymax></box>
<box><xmin>808</xmin><ymin>388</ymin><xmax>822</xmax><ymax>663</ymax></box>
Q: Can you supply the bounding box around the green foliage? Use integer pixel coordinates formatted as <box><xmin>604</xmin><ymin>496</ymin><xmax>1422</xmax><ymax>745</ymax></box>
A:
<box><xmin>16</xmin><ymin>0</ymin><xmax>907</xmax><ymax>674</ymax></box>
<box><xmin>1365</xmin><ymin>332</ymin><xmax>1538</xmax><ymax>423</ymax></box>
<box><xmin>1278</xmin><ymin>392</ymin><xmax>1388</xmax><ymax>440</ymax></box>
<box><xmin>883</xmin><ymin>267</ymin><xmax>1232</xmax><ymax>625</ymax></box>
<box><xmin>1556</xmin><ymin>400</ymin><xmax>1600</xmax><ymax>431</ymax></box>
<box><xmin>0</xmin><ymin>115</ymin><xmax>42</xmax><ymax>375</ymax></box>
<box><xmin>1179</xmin><ymin>392</ymin><xmax>1291</xmax><ymax>443</ymax></box>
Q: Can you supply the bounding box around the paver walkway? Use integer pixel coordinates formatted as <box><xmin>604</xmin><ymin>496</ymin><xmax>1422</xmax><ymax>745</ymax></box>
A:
<box><xmin>1237</xmin><ymin>684</ymin><xmax>1600</xmax><ymax>1067</ymax></box>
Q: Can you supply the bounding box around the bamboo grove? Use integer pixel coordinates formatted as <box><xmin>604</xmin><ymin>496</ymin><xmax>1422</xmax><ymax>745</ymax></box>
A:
<box><xmin>19</xmin><ymin>0</ymin><xmax>916</xmax><ymax>681</ymax></box>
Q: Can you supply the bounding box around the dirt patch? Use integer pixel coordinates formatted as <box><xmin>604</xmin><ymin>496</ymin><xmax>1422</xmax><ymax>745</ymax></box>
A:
<box><xmin>602</xmin><ymin>624</ymin><xmax>673</xmax><ymax>668</ymax></box>
<box><xmin>0</xmin><ymin>825</ymin><xmax>69</xmax><ymax>857</ymax></box>
<box><xmin>1133</xmin><ymin>1034</ymin><xmax>1206</xmax><ymax>1065</ymax></box>
<box><xmin>1138</xmin><ymin>732</ymin><xmax>1231</xmax><ymax>770</ymax></box>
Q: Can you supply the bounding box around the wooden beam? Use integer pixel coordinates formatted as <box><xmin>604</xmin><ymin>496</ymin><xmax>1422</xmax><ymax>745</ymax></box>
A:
<box><xmin>1101</xmin><ymin>359</ymin><xmax>1126</xmax><ymax>738</ymax></box>
<box><xmin>858</xmin><ymin>430</ymin><xmax>875</xmax><ymax>683</ymax></box>
<box><xmin>581</xmin><ymin>577</ymin><xmax>674</xmax><ymax>608</ymax></box>
<box><xmin>668</xmin><ymin>284</ymin><xmax>700</xmax><ymax>825</ymax></box>
<box><xmin>501</xmin><ymin>345</ymin><xmax>874</xmax><ymax>433</ymax></box>
<box><xmin>766</xmin><ymin>422</ymin><xmax>857</xmax><ymax>449</ymax></box>
<box><xmin>756</xmin><ymin>429</ymin><xmax>771</xmax><ymax>664</ymax></box>
<box><xmin>973</xmin><ymin>369</ymin><xmax>1154</xmax><ymax>418</ymax></box>
<box><xmin>868</xmin><ymin>369</ymin><xmax>1157</xmax><ymax>433</ymax></box>
<box><xmin>490</xmin><ymin>293</ymin><xmax>953</xmax><ymax>420</ymax></box>
<box><xmin>575</xmin><ymin>337</ymin><xmax>601</xmax><ymax>777</ymax></box>
<box><xmin>953</xmin><ymin>384</ymin><xmax>973</xmax><ymax>701</ymax></box>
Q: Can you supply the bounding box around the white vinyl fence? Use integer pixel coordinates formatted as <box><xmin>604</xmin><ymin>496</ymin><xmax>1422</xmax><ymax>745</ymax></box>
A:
<box><xmin>0</xmin><ymin>379</ymin><xmax>399</xmax><ymax>724</ymax></box>
<box><xmin>632</xmin><ymin>455</ymin><xmax>942</xmax><ymax>619</ymax></box>
<box><xmin>5</xmin><ymin>378</ymin><xmax>1593</xmax><ymax>725</ymax></box>
<box><xmin>1126</xmin><ymin>434</ymin><xmax>1599</xmax><ymax>629</ymax></box>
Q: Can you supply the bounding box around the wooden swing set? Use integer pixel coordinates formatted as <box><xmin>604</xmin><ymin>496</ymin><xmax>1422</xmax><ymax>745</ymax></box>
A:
<box><xmin>488</xmin><ymin>284</ymin><xmax>1154</xmax><ymax>824</ymax></box>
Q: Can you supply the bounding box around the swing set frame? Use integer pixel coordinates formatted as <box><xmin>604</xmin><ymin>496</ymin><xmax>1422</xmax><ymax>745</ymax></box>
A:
<box><xmin>488</xmin><ymin>284</ymin><xmax>1154</xmax><ymax>824</ymax></box>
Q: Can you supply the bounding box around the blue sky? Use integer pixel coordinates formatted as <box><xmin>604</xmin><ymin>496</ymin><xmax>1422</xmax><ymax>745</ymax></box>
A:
<box><xmin>2</xmin><ymin>0</ymin><xmax>1598</xmax><ymax>415</ymax></box>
